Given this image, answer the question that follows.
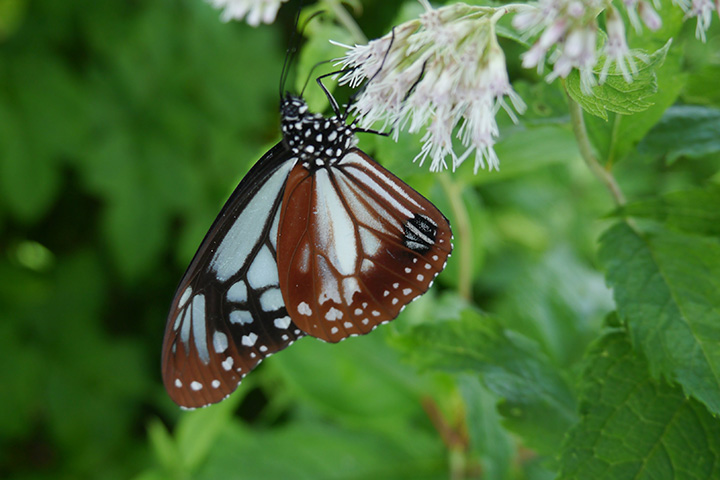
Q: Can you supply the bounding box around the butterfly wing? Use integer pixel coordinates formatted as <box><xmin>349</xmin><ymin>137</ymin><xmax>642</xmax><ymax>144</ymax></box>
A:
<box><xmin>162</xmin><ymin>143</ymin><xmax>305</xmax><ymax>409</ymax></box>
<box><xmin>276</xmin><ymin>149</ymin><xmax>452</xmax><ymax>343</ymax></box>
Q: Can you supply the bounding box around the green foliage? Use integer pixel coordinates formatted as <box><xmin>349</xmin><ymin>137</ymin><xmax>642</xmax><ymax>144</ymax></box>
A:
<box><xmin>599</xmin><ymin>221</ymin><xmax>720</xmax><ymax>415</ymax></box>
<box><xmin>566</xmin><ymin>41</ymin><xmax>671</xmax><ymax>121</ymax></box>
<box><xmin>558</xmin><ymin>332</ymin><xmax>720</xmax><ymax>480</ymax></box>
<box><xmin>2</xmin><ymin>1</ymin><xmax>719</xmax><ymax>480</ymax></box>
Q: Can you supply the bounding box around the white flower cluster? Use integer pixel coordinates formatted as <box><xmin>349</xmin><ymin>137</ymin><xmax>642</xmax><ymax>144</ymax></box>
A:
<box><xmin>674</xmin><ymin>0</ymin><xmax>718</xmax><ymax>41</ymax></box>
<box><xmin>514</xmin><ymin>0</ymin><xmax>657</xmax><ymax>93</ymax></box>
<box><xmin>515</xmin><ymin>0</ymin><xmax>717</xmax><ymax>92</ymax></box>
<box><xmin>206</xmin><ymin>0</ymin><xmax>288</xmax><ymax>26</ymax></box>
<box><xmin>336</xmin><ymin>1</ymin><xmax>525</xmax><ymax>173</ymax></box>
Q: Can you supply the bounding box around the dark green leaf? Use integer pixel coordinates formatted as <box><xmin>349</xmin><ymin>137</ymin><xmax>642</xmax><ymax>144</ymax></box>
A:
<box><xmin>458</xmin><ymin>375</ymin><xmax>513</xmax><ymax>480</ymax></box>
<box><xmin>558</xmin><ymin>332</ymin><xmax>720</xmax><ymax>480</ymax></box>
<box><xmin>400</xmin><ymin>308</ymin><xmax>578</xmax><ymax>454</ymax></box>
<box><xmin>638</xmin><ymin>105</ymin><xmax>720</xmax><ymax>163</ymax></box>
<box><xmin>617</xmin><ymin>184</ymin><xmax>720</xmax><ymax>236</ymax></box>
<box><xmin>271</xmin><ymin>331</ymin><xmax>431</xmax><ymax>427</ymax></box>
<box><xmin>197</xmin><ymin>421</ymin><xmax>446</xmax><ymax>480</ymax></box>
<box><xmin>598</xmin><ymin>222</ymin><xmax>720</xmax><ymax>414</ymax></box>
<box><xmin>567</xmin><ymin>41</ymin><xmax>670</xmax><ymax>120</ymax></box>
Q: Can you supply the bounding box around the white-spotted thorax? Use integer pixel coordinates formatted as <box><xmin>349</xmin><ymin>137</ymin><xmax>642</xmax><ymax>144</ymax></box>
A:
<box><xmin>280</xmin><ymin>94</ymin><xmax>358</xmax><ymax>171</ymax></box>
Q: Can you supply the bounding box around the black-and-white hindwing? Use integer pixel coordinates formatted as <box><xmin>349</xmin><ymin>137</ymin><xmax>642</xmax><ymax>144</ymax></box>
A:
<box><xmin>162</xmin><ymin>154</ymin><xmax>304</xmax><ymax>409</ymax></box>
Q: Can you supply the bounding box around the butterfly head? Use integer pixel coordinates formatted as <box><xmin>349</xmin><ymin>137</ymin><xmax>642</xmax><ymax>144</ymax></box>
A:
<box><xmin>280</xmin><ymin>94</ymin><xmax>357</xmax><ymax>168</ymax></box>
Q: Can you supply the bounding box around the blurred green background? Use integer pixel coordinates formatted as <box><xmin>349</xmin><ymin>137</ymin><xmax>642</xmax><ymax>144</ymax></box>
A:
<box><xmin>4</xmin><ymin>0</ymin><xmax>715</xmax><ymax>479</ymax></box>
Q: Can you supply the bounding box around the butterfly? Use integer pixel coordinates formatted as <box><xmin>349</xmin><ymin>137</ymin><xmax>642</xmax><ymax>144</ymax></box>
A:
<box><xmin>161</xmin><ymin>93</ymin><xmax>453</xmax><ymax>409</ymax></box>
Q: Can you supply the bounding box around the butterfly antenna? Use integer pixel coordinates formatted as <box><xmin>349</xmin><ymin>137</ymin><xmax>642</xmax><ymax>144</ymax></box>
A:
<box><xmin>279</xmin><ymin>1</ymin><xmax>306</xmax><ymax>100</ymax></box>
<box><xmin>280</xmin><ymin>7</ymin><xmax>327</xmax><ymax>100</ymax></box>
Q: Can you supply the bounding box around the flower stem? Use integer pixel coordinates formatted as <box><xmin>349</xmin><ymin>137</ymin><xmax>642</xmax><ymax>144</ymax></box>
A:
<box><xmin>566</xmin><ymin>94</ymin><xmax>626</xmax><ymax>206</ymax></box>
<box><xmin>323</xmin><ymin>0</ymin><xmax>367</xmax><ymax>44</ymax></box>
<box><xmin>439</xmin><ymin>174</ymin><xmax>473</xmax><ymax>301</ymax></box>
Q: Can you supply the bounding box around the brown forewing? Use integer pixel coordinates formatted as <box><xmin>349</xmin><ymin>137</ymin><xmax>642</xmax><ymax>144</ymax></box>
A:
<box><xmin>277</xmin><ymin>149</ymin><xmax>452</xmax><ymax>343</ymax></box>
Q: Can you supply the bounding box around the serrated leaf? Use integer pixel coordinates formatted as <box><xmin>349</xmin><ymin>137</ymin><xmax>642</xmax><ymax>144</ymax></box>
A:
<box><xmin>558</xmin><ymin>332</ymin><xmax>720</xmax><ymax>480</ymax></box>
<box><xmin>598</xmin><ymin>222</ymin><xmax>720</xmax><ymax>415</ymax></box>
<box><xmin>638</xmin><ymin>105</ymin><xmax>720</xmax><ymax>163</ymax></box>
<box><xmin>400</xmin><ymin>309</ymin><xmax>578</xmax><ymax>454</ymax></box>
<box><xmin>617</xmin><ymin>184</ymin><xmax>720</xmax><ymax>236</ymax></box>
<box><xmin>584</xmin><ymin>49</ymin><xmax>685</xmax><ymax>164</ymax></box>
<box><xmin>567</xmin><ymin>40</ymin><xmax>671</xmax><ymax>120</ymax></box>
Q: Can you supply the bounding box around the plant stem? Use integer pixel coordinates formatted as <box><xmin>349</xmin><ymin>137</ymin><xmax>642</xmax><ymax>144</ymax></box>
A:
<box><xmin>439</xmin><ymin>174</ymin><xmax>473</xmax><ymax>301</ymax></box>
<box><xmin>324</xmin><ymin>0</ymin><xmax>367</xmax><ymax>44</ymax></box>
<box><xmin>566</xmin><ymin>94</ymin><xmax>626</xmax><ymax>207</ymax></box>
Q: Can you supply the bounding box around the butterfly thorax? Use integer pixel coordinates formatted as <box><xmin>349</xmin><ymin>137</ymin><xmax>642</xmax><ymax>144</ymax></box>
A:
<box><xmin>280</xmin><ymin>94</ymin><xmax>357</xmax><ymax>170</ymax></box>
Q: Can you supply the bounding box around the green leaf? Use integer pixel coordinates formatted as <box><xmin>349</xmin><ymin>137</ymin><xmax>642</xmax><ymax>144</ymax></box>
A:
<box><xmin>175</xmin><ymin>392</ymin><xmax>243</xmax><ymax>472</ymax></box>
<box><xmin>147</xmin><ymin>419</ymin><xmax>180</xmax><ymax>474</ymax></box>
<box><xmin>495</xmin><ymin>247</ymin><xmax>613</xmax><ymax>366</ymax></box>
<box><xmin>558</xmin><ymin>332</ymin><xmax>720</xmax><ymax>480</ymax></box>
<box><xmin>598</xmin><ymin>222</ymin><xmax>720</xmax><ymax>414</ymax></box>
<box><xmin>583</xmin><ymin>47</ymin><xmax>684</xmax><ymax>164</ymax></box>
<box><xmin>467</xmin><ymin>124</ymin><xmax>579</xmax><ymax>184</ymax></box>
<box><xmin>567</xmin><ymin>40</ymin><xmax>671</xmax><ymax>121</ymax></box>
<box><xmin>197</xmin><ymin>421</ymin><xmax>445</xmax><ymax>480</ymax></box>
<box><xmin>617</xmin><ymin>184</ymin><xmax>720</xmax><ymax>236</ymax></box>
<box><xmin>638</xmin><ymin>105</ymin><xmax>720</xmax><ymax>163</ymax></box>
<box><xmin>400</xmin><ymin>308</ymin><xmax>578</xmax><ymax>454</ymax></box>
<box><xmin>458</xmin><ymin>375</ymin><xmax>513</xmax><ymax>480</ymax></box>
<box><xmin>103</xmin><ymin>188</ymin><xmax>168</xmax><ymax>282</ymax></box>
<box><xmin>271</xmin><ymin>332</ymin><xmax>429</xmax><ymax>427</ymax></box>
<box><xmin>0</xmin><ymin>103</ymin><xmax>62</xmax><ymax>222</ymax></box>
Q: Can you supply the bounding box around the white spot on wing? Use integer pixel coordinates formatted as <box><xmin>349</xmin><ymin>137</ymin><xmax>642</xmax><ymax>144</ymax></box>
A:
<box><xmin>298</xmin><ymin>302</ymin><xmax>312</xmax><ymax>316</ymax></box>
<box><xmin>212</xmin><ymin>380</ymin><xmax>220</xmax><ymax>388</ymax></box>
<box><xmin>326</xmin><ymin>307</ymin><xmax>343</xmax><ymax>321</ymax></box>
<box><xmin>274</xmin><ymin>316</ymin><xmax>292</xmax><ymax>329</ymax></box>
<box><xmin>269</xmin><ymin>208</ymin><xmax>281</xmax><ymax>249</ymax></box>
<box><xmin>242</xmin><ymin>333</ymin><xmax>258</xmax><ymax>346</ymax></box>
<box><xmin>192</xmin><ymin>295</ymin><xmax>209</xmax><ymax>364</ymax></box>
<box><xmin>178</xmin><ymin>287</ymin><xmax>192</xmax><ymax>309</ymax></box>
<box><xmin>174</xmin><ymin>379</ymin><xmax>182</xmax><ymax>388</ymax></box>
<box><xmin>180</xmin><ymin>307</ymin><xmax>191</xmax><ymax>344</ymax></box>
<box><xmin>229</xmin><ymin>310</ymin><xmax>254</xmax><ymax>325</ymax></box>
<box><xmin>359</xmin><ymin>229</ymin><xmax>381</xmax><ymax>256</ymax></box>
<box><xmin>298</xmin><ymin>243</ymin><xmax>310</xmax><ymax>273</ymax></box>
<box><xmin>227</xmin><ymin>281</ymin><xmax>248</xmax><ymax>303</ymax></box>
<box><xmin>361</xmin><ymin>259</ymin><xmax>374</xmax><ymax>273</ymax></box>
<box><xmin>317</xmin><ymin>256</ymin><xmax>342</xmax><ymax>305</ymax></box>
<box><xmin>213</xmin><ymin>331</ymin><xmax>228</xmax><ymax>353</ymax></box>
<box><xmin>342</xmin><ymin>277</ymin><xmax>360</xmax><ymax>305</ymax></box>
<box><xmin>247</xmin><ymin>246</ymin><xmax>279</xmax><ymax>289</ymax></box>
<box><xmin>260</xmin><ymin>288</ymin><xmax>284</xmax><ymax>312</ymax></box>
<box><xmin>190</xmin><ymin>381</ymin><xmax>203</xmax><ymax>391</ymax></box>
<box><xmin>222</xmin><ymin>357</ymin><xmax>233</xmax><ymax>371</ymax></box>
